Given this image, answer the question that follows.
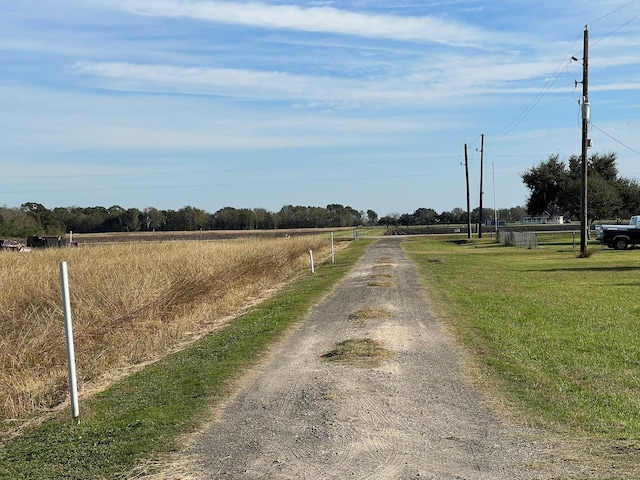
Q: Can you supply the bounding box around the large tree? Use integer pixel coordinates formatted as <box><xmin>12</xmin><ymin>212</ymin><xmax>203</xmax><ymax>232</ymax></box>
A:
<box><xmin>521</xmin><ymin>152</ymin><xmax>640</xmax><ymax>221</ymax></box>
<box><xmin>521</xmin><ymin>154</ymin><xmax>566</xmax><ymax>216</ymax></box>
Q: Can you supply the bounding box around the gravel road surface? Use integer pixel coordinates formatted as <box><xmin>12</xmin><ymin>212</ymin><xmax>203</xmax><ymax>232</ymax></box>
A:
<box><xmin>188</xmin><ymin>237</ymin><xmax>571</xmax><ymax>479</ymax></box>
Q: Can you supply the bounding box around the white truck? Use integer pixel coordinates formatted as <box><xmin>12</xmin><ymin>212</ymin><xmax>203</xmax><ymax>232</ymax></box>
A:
<box><xmin>595</xmin><ymin>216</ymin><xmax>640</xmax><ymax>250</ymax></box>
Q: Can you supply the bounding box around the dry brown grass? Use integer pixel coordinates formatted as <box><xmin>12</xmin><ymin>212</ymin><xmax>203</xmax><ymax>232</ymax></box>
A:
<box><xmin>0</xmin><ymin>235</ymin><xmax>331</xmax><ymax>436</ymax></box>
<box><xmin>322</xmin><ymin>338</ymin><xmax>394</xmax><ymax>368</ymax></box>
<box><xmin>348</xmin><ymin>306</ymin><xmax>392</xmax><ymax>321</ymax></box>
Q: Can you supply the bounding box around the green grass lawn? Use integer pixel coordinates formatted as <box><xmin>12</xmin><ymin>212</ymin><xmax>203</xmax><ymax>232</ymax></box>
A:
<box><xmin>0</xmin><ymin>239</ymin><xmax>372</xmax><ymax>480</ymax></box>
<box><xmin>404</xmin><ymin>234</ymin><xmax>640</xmax><ymax>473</ymax></box>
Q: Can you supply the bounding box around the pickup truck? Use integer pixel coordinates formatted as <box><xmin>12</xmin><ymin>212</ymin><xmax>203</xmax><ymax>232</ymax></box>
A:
<box><xmin>595</xmin><ymin>216</ymin><xmax>640</xmax><ymax>250</ymax></box>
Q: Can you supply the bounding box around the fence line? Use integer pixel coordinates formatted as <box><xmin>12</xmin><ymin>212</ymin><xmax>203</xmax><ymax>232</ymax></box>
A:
<box><xmin>497</xmin><ymin>231</ymin><xmax>538</xmax><ymax>249</ymax></box>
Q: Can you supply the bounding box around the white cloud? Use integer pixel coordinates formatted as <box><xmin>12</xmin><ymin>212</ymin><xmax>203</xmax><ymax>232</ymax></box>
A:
<box><xmin>73</xmin><ymin>57</ymin><xmax>582</xmax><ymax>107</ymax></box>
<box><xmin>72</xmin><ymin>60</ymin><xmax>438</xmax><ymax>104</ymax></box>
<box><xmin>108</xmin><ymin>0</ymin><xmax>498</xmax><ymax>46</ymax></box>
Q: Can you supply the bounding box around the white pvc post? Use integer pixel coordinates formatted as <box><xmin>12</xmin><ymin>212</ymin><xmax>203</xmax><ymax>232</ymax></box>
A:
<box><xmin>330</xmin><ymin>232</ymin><xmax>335</xmax><ymax>264</ymax></box>
<box><xmin>60</xmin><ymin>262</ymin><xmax>80</xmax><ymax>419</ymax></box>
<box><xmin>309</xmin><ymin>249</ymin><xmax>315</xmax><ymax>274</ymax></box>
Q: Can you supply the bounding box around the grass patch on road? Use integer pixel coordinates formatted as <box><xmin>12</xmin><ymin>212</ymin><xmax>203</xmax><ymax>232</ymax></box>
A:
<box><xmin>349</xmin><ymin>306</ymin><xmax>392</xmax><ymax>321</ymax></box>
<box><xmin>322</xmin><ymin>338</ymin><xmax>394</xmax><ymax>368</ymax></box>
<box><xmin>404</xmin><ymin>234</ymin><xmax>640</xmax><ymax>474</ymax></box>
<box><xmin>0</xmin><ymin>239</ymin><xmax>372</xmax><ymax>480</ymax></box>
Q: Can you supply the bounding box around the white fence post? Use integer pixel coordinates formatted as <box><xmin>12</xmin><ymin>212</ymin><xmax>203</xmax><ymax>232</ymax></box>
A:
<box><xmin>330</xmin><ymin>232</ymin><xmax>335</xmax><ymax>264</ymax></box>
<box><xmin>60</xmin><ymin>261</ymin><xmax>80</xmax><ymax>419</ymax></box>
<box><xmin>309</xmin><ymin>249</ymin><xmax>315</xmax><ymax>274</ymax></box>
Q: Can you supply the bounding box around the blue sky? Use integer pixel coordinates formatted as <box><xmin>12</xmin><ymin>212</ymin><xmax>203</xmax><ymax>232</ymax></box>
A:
<box><xmin>2</xmin><ymin>1</ymin><xmax>640</xmax><ymax>217</ymax></box>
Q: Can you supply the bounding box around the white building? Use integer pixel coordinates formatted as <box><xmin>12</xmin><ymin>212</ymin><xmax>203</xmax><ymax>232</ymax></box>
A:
<box><xmin>522</xmin><ymin>215</ymin><xmax>564</xmax><ymax>225</ymax></box>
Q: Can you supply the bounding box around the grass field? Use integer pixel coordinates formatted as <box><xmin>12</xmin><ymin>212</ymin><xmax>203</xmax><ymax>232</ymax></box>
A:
<box><xmin>404</xmin><ymin>234</ymin><xmax>640</xmax><ymax>476</ymax></box>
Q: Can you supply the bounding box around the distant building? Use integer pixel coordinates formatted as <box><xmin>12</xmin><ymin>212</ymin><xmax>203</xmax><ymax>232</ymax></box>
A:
<box><xmin>522</xmin><ymin>215</ymin><xmax>564</xmax><ymax>225</ymax></box>
<box><xmin>485</xmin><ymin>219</ymin><xmax>507</xmax><ymax>226</ymax></box>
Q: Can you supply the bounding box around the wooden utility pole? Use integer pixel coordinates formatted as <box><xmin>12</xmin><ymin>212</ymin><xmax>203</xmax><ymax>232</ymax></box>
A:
<box><xmin>478</xmin><ymin>134</ymin><xmax>485</xmax><ymax>238</ymax></box>
<box><xmin>580</xmin><ymin>26</ymin><xmax>590</xmax><ymax>256</ymax></box>
<box><xmin>464</xmin><ymin>144</ymin><xmax>471</xmax><ymax>239</ymax></box>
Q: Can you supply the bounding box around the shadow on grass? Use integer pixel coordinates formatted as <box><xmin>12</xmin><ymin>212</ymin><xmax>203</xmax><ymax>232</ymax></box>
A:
<box><xmin>524</xmin><ymin>266</ymin><xmax>640</xmax><ymax>273</ymax></box>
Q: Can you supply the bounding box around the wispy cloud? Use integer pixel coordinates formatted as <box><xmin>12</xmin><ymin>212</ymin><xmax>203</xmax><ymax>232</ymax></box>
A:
<box><xmin>4</xmin><ymin>1</ymin><xmax>640</xmax><ymax>213</ymax></box>
<box><xmin>108</xmin><ymin>0</ymin><xmax>498</xmax><ymax>46</ymax></box>
<box><xmin>73</xmin><ymin>56</ymin><xmax>580</xmax><ymax>106</ymax></box>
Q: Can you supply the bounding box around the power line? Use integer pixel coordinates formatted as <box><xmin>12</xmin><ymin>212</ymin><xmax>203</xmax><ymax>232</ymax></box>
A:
<box><xmin>591</xmin><ymin>123</ymin><xmax>640</xmax><ymax>156</ymax></box>
<box><xmin>591</xmin><ymin>9</ymin><xmax>640</xmax><ymax>48</ymax></box>
<box><xmin>588</xmin><ymin>0</ymin><xmax>636</xmax><ymax>25</ymax></box>
<box><xmin>486</xmin><ymin>31</ymin><xmax>583</xmax><ymax>147</ymax></box>
<box><xmin>0</xmin><ymin>171</ymin><xmax>468</xmax><ymax>196</ymax></box>
<box><xmin>483</xmin><ymin>1</ymin><xmax>640</xmax><ymax>150</ymax></box>
<box><xmin>0</xmin><ymin>154</ymin><xmax>460</xmax><ymax>180</ymax></box>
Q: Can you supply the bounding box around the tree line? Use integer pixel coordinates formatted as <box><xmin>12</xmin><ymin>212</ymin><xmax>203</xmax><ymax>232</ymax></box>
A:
<box><xmin>0</xmin><ymin>202</ymin><xmax>528</xmax><ymax>238</ymax></box>
<box><xmin>522</xmin><ymin>152</ymin><xmax>640</xmax><ymax>221</ymax></box>
<box><xmin>3</xmin><ymin>151</ymin><xmax>633</xmax><ymax>239</ymax></box>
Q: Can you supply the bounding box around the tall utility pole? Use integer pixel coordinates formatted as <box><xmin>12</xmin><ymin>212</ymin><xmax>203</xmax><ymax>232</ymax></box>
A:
<box><xmin>492</xmin><ymin>162</ymin><xmax>498</xmax><ymax>236</ymax></box>
<box><xmin>464</xmin><ymin>144</ymin><xmax>471</xmax><ymax>239</ymax></box>
<box><xmin>478</xmin><ymin>134</ymin><xmax>485</xmax><ymax>238</ymax></box>
<box><xmin>580</xmin><ymin>26</ymin><xmax>590</xmax><ymax>256</ymax></box>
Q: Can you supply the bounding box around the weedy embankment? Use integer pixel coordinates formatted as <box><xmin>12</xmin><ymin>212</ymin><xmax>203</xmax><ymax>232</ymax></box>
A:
<box><xmin>0</xmin><ymin>236</ymin><xmax>329</xmax><ymax>437</ymax></box>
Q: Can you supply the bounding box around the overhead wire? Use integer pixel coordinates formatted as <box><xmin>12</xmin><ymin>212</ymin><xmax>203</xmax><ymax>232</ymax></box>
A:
<box><xmin>591</xmin><ymin>123</ymin><xmax>640</xmax><ymax>156</ymax></box>
<box><xmin>587</xmin><ymin>0</ymin><xmax>636</xmax><ymax>25</ymax></box>
<box><xmin>484</xmin><ymin>31</ymin><xmax>583</xmax><ymax>147</ymax></box>
<box><xmin>0</xmin><ymin>171</ymin><xmax>476</xmax><ymax>196</ymax></box>
<box><xmin>482</xmin><ymin>1</ymin><xmax>640</xmax><ymax>149</ymax></box>
<box><xmin>0</xmin><ymin>154</ymin><xmax>460</xmax><ymax>180</ymax></box>
<box><xmin>586</xmin><ymin>2</ymin><xmax>640</xmax><ymax>160</ymax></box>
<box><xmin>591</xmin><ymin>9</ymin><xmax>640</xmax><ymax>47</ymax></box>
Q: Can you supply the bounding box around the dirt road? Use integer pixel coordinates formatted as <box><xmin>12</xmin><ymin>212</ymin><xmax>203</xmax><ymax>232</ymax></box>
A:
<box><xmin>188</xmin><ymin>237</ymin><xmax>567</xmax><ymax>479</ymax></box>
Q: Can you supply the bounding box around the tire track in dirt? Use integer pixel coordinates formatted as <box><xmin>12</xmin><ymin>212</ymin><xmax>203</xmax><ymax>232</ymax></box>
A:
<box><xmin>189</xmin><ymin>237</ymin><xmax>572</xmax><ymax>479</ymax></box>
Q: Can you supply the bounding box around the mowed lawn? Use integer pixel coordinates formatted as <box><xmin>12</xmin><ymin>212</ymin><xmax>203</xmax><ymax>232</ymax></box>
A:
<box><xmin>404</xmin><ymin>234</ymin><xmax>640</xmax><ymax>469</ymax></box>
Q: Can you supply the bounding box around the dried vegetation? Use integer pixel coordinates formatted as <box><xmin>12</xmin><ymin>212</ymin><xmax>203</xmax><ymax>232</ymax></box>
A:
<box><xmin>322</xmin><ymin>338</ymin><xmax>394</xmax><ymax>368</ymax></box>
<box><xmin>0</xmin><ymin>236</ymin><xmax>330</xmax><ymax>436</ymax></box>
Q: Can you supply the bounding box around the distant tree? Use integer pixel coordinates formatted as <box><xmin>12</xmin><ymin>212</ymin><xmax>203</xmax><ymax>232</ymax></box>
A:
<box><xmin>399</xmin><ymin>213</ymin><xmax>414</xmax><ymax>226</ymax></box>
<box><xmin>236</xmin><ymin>208</ymin><xmax>257</xmax><ymax>229</ymax></box>
<box><xmin>0</xmin><ymin>207</ymin><xmax>39</xmax><ymax>237</ymax></box>
<box><xmin>326</xmin><ymin>204</ymin><xmax>345</xmax><ymax>227</ymax></box>
<box><xmin>162</xmin><ymin>209</ymin><xmax>178</xmax><ymax>230</ymax></box>
<box><xmin>253</xmin><ymin>208</ymin><xmax>276</xmax><ymax>229</ymax></box>
<box><xmin>438</xmin><ymin>208</ymin><xmax>465</xmax><ymax>224</ymax></box>
<box><xmin>366</xmin><ymin>209</ymin><xmax>378</xmax><ymax>225</ymax></box>
<box><xmin>521</xmin><ymin>154</ymin><xmax>566</xmax><ymax>216</ymax></box>
<box><xmin>413</xmin><ymin>207</ymin><xmax>437</xmax><ymax>225</ymax></box>
<box><xmin>214</xmin><ymin>207</ymin><xmax>243</xmax><ymax>229</ymax></box>
<box><xmin>471</xmin><ymin>207</ymin><xmax>495</xmax><ymax>224</ymax></box>
<box><xmin>174</xmin><ymin>206</ymin><xmax>209</xmax><ymax>230</ymax></box>
<box><xmin>378</xmin><ymin>213</ymin><xmax>400</xmax><ymax>226</ymax></box>
<box><xmin>20</xmin><ymin>202</ymin><xmax>53</xmax><ymax>234</ymax></box>
<box><xmin>143</xmin><ymin>207</ymin><xmax>164</xmax><ymax>231</ymax></box>
<box><xmin>497</xmin><ymin>206</ymin><xmax>526</xmax><ymax>223</ymax></box>
<box><xmin>122</xmin><ymin>208</ymin><xmax>142</xmax><ymax>232</ymax></box>
<box><xmin>616</xmin><ymin>178</ymin><xmax>640</xmax><ymax>219</ymax></box>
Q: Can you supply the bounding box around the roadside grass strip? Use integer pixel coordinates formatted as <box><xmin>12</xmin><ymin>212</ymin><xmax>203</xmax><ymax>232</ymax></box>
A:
<box><xmin>0</xmin><ymin>239</ymin><xmax>372</xmax><ymax>480</ymax></box>
<box><xmin>403</xmin><ymin>234</ymin><xmax>640</xmax><ymax>473</ymax></box>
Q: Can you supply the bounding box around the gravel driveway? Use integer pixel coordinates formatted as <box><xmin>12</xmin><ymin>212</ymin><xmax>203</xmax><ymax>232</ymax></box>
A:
<box><xmin>188</xmin><ymin>237</ymin><xmax>570</xmax><ymax>479</ymax></box>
